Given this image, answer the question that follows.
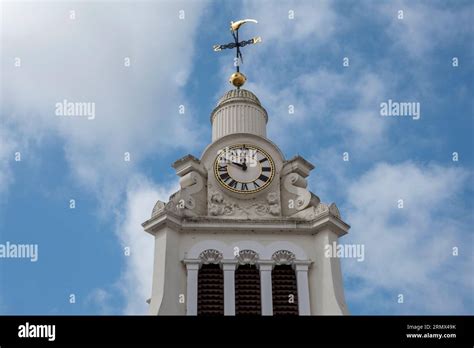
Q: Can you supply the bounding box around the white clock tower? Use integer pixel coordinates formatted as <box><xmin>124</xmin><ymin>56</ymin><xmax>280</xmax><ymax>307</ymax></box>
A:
<box><xmin>142</xmin><ymin>86</ymin><xmax>350</xmax><ymax>315</ymax></box>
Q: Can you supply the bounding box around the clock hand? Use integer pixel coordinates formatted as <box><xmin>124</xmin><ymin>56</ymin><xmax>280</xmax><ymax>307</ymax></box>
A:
<box><xmin>230</xmin><ymin>161</ymin><xmax>244</xmax><ymax>167</ymax></box>
<box><xmin>230</xmin><ymin>161</ymin><xmax>247</xmax><ymax>171</ymax></box>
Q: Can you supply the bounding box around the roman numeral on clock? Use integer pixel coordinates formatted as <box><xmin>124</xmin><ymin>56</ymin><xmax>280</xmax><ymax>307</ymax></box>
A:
<box><xmin>228</xmin><ymin>180</ymin><xmax>238</xmax><ymax>188</ymax></box>
<box><xmin>215</xmin><ymin>145</ymin><xmax>274</xmax><ymax>193</ymax></box>
<box><xmin>219</xmin><ymin>172</ymin><xmax>230</xmax><ymax>182</ymax></box>
<box><xmin>251</xmin><ymin>174</ymin><xmax>269</xmax><ymax>190</ymax></box>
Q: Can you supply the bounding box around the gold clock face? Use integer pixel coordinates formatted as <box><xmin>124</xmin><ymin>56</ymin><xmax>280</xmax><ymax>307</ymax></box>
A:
<box><xmin>214</xmin><ymin>144</ymin><xmax>275</xmax><ymax>194</ymax></box>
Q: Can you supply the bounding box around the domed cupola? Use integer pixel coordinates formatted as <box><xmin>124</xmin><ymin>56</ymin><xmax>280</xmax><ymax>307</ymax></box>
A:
<box><xmin>210</xmin><ymin>88</ymin><xmax>268</xmax><ymax>141</ymax></box>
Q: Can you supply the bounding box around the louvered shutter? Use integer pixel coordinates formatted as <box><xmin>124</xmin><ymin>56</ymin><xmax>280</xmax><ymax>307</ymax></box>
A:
<box><xmin>272</xmin><ymin>264</ymin><xmax>299</xmax><ymax>315</ymax></box>
<box><xmin>197</xmin><ymin>264</ymin><xmax>224</xmax><ymax>315</ymax></box>
<box><xmin>235</xmin><ymin>264</ymin><xmax>261</xmax><ymax>315</ymax></box>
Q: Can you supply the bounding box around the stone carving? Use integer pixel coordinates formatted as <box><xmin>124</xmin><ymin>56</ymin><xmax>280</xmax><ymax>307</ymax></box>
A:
<box><xmin>151</xmin><ymin>200</ymin><xmax>166</xmax><ymax>217</ymax></box>
<box><xmin>313</xmin><ymin>202</ymin><xmax>329</xmax><ymax>216</ymax></box>
<box><xmin>329</xmin><ymin>203</ymin><xmax>341</xmax><ymax>218</ymax></box>
<box><xmin>251</xmin><ymin>192</ymin><xmax>281</xmax><ymax>216</ymax></box>
<box><xmin>163</xmin><ymin>192</ymin><xmax>180</xmax><ymax>214</ymax></box>
<box><xmin>278</xmin><ymin>166</ymin><xmax>346</xmax><ymax>221</ymax></box>
<box><xmin>272</xmin><ymin>250</ymin><xmax>296</xmax><ymax>265</ymax></box>
<box><xmin>208</xmin><ymin>189</ymin><xmax>280</xmax><ymax>218</ymax></box>
<box><xmin>283</xmin><ymin>173</ymin><xmax>320</xmax><ymax>211</ymax></box>
<box><xmin>290</xmin><ymin>203</ymin><xmax>326</xmax><ymax>220</ymax></box>
<box><xmin>163</xmin><ymin>171</ymin><xmax>207</xmax><ymax>217</ymax></box>
<box><xmin>236</xmin><ymin>249</ymin><xmax>259</xmax><ymax>265</ymax></box>
<box><xmin>180</xmin><ymin>171</ymin><xmax>204</xmax><ymax>209</ymax></box>
<box><xmin>266</xmin><ymin>192</ymin><xmax>281</xmax><ymax>215</ymax></box>
<box><xmin>199</xmin><ymin>249</ymin><xmax>223</xmax><ymax>264</ymax></box>
<box><xmin>289</xmin><ymin>202</ymin><xmax>341</xmax><ymax>221</ymax></box>
<box><xmin>209</xmin><ymin>191</ymin><xmax>233</xmax><ymax>216</ymax></box>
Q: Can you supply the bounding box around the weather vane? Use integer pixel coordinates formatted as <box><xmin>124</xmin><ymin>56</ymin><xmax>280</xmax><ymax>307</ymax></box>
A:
<box><xmin>213</xmin><ymin>19</ymin><xmax>262</xmax><ymax>89</ymax></box>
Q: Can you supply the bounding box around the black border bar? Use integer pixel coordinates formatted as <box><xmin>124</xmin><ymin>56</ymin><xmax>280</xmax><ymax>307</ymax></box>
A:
<box><xmin>0</xmin><ymin>315</ymin><xmax>472</xmax><ymax>346</ymax></box>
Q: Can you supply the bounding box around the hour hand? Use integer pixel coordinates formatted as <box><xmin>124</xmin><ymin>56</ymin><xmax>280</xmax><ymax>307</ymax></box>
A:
<box><xmin>231</xmin><ymin>161</ymin><xmax>244</xmax><ymax>167</ymax></box>
<box><xmin>230</xmin><ymin>161</ymin><xmax>247</xmax><ymax>170</ymax></box>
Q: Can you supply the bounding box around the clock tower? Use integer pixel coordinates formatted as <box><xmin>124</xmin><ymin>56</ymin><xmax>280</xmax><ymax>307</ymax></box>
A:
<box><xmin>142</xmin><ymin>20</ymin><xmax>350</xmax><ymax>316</ymax></box>
<box><xmin>142</xmin><ymin>87</ymin><xmax>350</xmax><ymax>315</ymax></box>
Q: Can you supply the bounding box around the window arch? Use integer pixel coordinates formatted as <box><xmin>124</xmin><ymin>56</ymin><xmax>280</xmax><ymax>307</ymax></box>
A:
<box><xmin>185</xmin><ymin>242</ymin><xmax>311</xmax><ymax>316</ymax></box>
<box><xmin>197</xmin><ymin>249</ymin><xmax>224</xmax><ymax>316</ymax></box>
<box><xmin>235</xmin><ymin>250</ymin><xmax>261</xmax><ymax>315</ymax></box>
<box><xmin>271</xmin><ymin>250</ymin><xmax>299</xmax><ymax>315</ymax></box>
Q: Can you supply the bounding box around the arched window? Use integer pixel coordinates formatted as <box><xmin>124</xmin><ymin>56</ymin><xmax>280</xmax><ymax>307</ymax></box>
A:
<box><xmin>271</xmin><ymin>250</ymin><xmax>298</xmax><ymax>315</ymax></box>
<box><xmin>197</xmin><ymin>249</ymin><xmax>224</xmax><ymax>316</ymax></box>
<box><xmin>235</xmin><ymin>250</ymin><xmax>261</xmax><ymax>315</ymax></box>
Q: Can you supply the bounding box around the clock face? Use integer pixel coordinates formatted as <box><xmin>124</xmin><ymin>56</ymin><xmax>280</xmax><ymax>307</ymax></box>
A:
<box><xmin>214</xmin><ymin>144</ymin><xmax>275</xmax><ymax>194</ymax></box>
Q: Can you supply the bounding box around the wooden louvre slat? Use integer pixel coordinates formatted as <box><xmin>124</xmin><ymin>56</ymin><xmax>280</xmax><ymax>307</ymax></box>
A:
<box><xmin>272</xmin><ymin>265</ymin><xmax>299</xmax><ymax>315</ymax></box>
<box><xmin>235</xmin><ymin>264</ymin><xmax>261</xmax><ymax>315</ymax></box>
<box><xmin>197</xmin><ymin>264</ymin><xmax>224</xmax><ymax>315</ymax></box>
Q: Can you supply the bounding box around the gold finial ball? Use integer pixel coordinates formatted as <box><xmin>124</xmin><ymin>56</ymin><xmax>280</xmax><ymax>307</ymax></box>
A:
<box><xmin>229</xmin><ymin>72</ymin><xmax>246</xmax><ymax>88</ymax></box>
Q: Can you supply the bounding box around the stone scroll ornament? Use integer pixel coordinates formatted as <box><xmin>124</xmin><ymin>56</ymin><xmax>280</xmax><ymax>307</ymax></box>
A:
<box><xmin>283</xmin><ymin>173</ymin><xmax>320</xmax><ymax>211</ymax></box>
<box><xmin>170</xmin><ymin>171</ymin><xmax>206</xmax><ymax>217</ymax></box>
<box><xmin>282</xmin><ymin>172</ymin><xmax>342</xmax><ymax>220</ymax></box>
<box><xmin>179</xmin><ymin>172</ymin><xmax>204</xmax><ymax>208</ymax></box>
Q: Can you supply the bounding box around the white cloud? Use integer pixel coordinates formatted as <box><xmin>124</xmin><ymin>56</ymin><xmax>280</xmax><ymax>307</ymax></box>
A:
<box><xmin>233</xmin><ymin>1</ymin><xmax>472</xmax><ymax>155</ymax></box>
<box><xmin>242</xmin><ymin>0</ymin><xmax>337</xmax><ymax>46</ymax></box>
<box><xmin>242</xmin><ymin>68</ymin><xmax>389</xmax><ymax>152</ymax></box>
<box><xmin>1</xmin><ymin>1</ymin><xmax>208</xmax><ymax>313</ymax></box>
<box><xmin>379</xmin><ymin>1</ymin><xmax>473</xmax><ymax>59</ymax></box>
<box><xmin>85</xmin><ymin>288</ymin><xmax>113</xmax><ymax>315</ymax></box>
<box><xmin>2</xmin><ymin>0</ymin><xmax>471</xmax><ymax>316</ymax></box>
<box><xmin>230</xmin><ymin>1</ymin><xmax>394</xmax><ymax>152</ymax></box>
<box><xmin>308</xmin><ymin>146</ymin><xmax>350</xmax><ymax>204</ymax></box>
<box><xmin>0</xmin><ymin>127</ymin><xmax>17</xmax><ymax>197</ymax></box>
<box><xmin>1</xmin><ymin>1</ymin><xmax>208</xmax><ymax>203</ymax></box>
<box><xmin>115</xmin><ymin>175</ymin><xmax>179</xmax><ymax>314</ymax></box>
<box><xmin>338</xmin><ymin>73</ymin><xmax>388</xmax><ymax>150</ymax></box>
<box><xmin>342</xmin><ymin>162</ymin><xmax>473</xmax><ymax>314</ymax></box>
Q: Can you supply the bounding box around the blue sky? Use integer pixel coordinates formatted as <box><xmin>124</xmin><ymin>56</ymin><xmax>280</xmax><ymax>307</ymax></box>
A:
<box><xmin>0</xmin><ymin>0</ymin><xmax>472</xmax><ymax>315</ymax></box>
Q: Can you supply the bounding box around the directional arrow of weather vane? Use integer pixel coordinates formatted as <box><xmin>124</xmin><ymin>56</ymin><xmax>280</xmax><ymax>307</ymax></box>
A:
<box><xmin>213</xmin><ymin>19</ymin><xmax>262</xmax><ymax>72</ymax></box>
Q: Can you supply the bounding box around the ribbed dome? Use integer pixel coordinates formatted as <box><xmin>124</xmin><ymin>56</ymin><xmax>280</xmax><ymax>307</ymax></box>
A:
<box><xmin>215</xmin><ymin>89</ymin><xmax>262</xmax><ymax>108</ymax></box>
<box><xmin>210</xmin><ymin>89</ymin><xmax>268</xmax><ymax>141</ymax></box>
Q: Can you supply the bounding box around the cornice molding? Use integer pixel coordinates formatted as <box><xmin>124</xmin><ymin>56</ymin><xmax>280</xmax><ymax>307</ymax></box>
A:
<box><xmin>143</xmin><ymin>210</ymin><xmax>350</xmax><ymax>237</ymax></box>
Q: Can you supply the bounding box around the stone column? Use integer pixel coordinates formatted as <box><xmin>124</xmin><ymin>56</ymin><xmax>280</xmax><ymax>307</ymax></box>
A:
<box><xmin>184</xmin><ymin>260</ymin><xmax>200</xmax><ymax>316</ymax></box>
<box><xmin>295</xmin><ymin>261</ymin><xmax>311</xmax><ymax>315</ymax></box>
<box><xmin>222</xmin><ymin>260</ymin><xmax>237</xmax><ymax>315</ymax></box>
<box><xmin>258</xmin><ymin>261</ymin><xmax>274</xmax><ymax>315</ymax></box>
